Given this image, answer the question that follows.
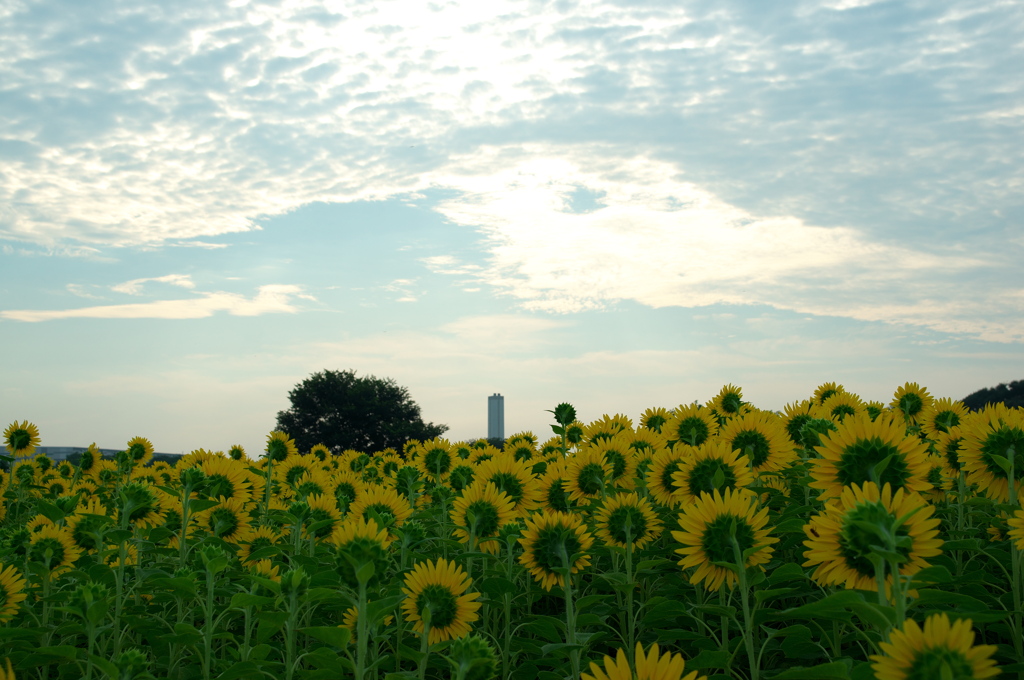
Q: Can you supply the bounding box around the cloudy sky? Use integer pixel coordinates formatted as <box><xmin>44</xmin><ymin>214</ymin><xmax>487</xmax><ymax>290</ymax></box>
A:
<box><xmin>2</xmin><ymin>0</ymin><xmax>1022</xmax><ymax>456</ymax></box>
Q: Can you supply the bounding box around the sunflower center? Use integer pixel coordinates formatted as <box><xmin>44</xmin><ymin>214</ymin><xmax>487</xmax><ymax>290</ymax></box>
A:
<box><xmin>646</xmin><ymin>415</ymin><xmax>667</xmax><ymax>431</ymax></box>
<box><xmin>818</xmin><ymin>389</ymin><xmax>838</xmax><ymax>404</ymax></box>
<box><xmin>836</xmin><ymin>439</ymin><xmax>910</xmax><ymax>490</ymax></box>
<box><xmin>720</xmin><ymin>393</ymin><xmax>743</xmax><ymax>414</ymax></box>
<box><xmin>465</xmin><ymin>500</ymin><xmax>501</xmax><ymax>536</ymax></box>
<box><xmin>659</xmin><ymin>460</ymin><xmax>684</xmax><ymax>494</ymax></box>
<box><xmin>575</xmin><ymin>463</ymin><xmax>605</xmax><ymax>496</ymax></box>
<box><xmin>731</xmin><ymin>431</ymin><xmax>771</xmax><ymax>468</ymax></box>
<box><xmin>979</xmin><ymin>426</ymin><xmax>1024</xmax><ymax>480</ymax></box>
<box><xmin>8</xmin><ymin>428</ymin><xmax>31</xmax><ymax>451</ymax></box>
<box><xmin>295</xmin><ymin>480</ymin><xmax>325</xmax><ymax>498</ymax></box>
<box><xmin>32</xmin><ymin>538</ymin><xmax>68</xmax><ymax>567</ymax></box>
<box><xmin>307</xmin><ymin>509</ymin><xmax>336</xmax><ymax>537</ymax></box>
<box><xmin>415</xmin><ymin>584</ymin><xmax>459</xmax><ymax>629</ymax></box>
<box><xmin>606</xmin><ymin>506</ymin><xmax>648</xmax><ymax>544</ymax></box>
<box><xmin>424</xmin><ymin>450</ymin><xmax>451</xmax><ymax>476</ymax></box>
<box><xmin>604</xmin><ymin>449</ymin><xmax>628</xmax><ymax>480</ymax></box>
<box><xmin>838</xmin><ymin>502</ymin><xmax>910</xmax><ymax>577</ymax></box>
<box><xmin>897</xmin><ymin>393</ymin><xmax>924</xmax><ymax>417</ymax></box>
<box><xmin>127</xmin><ymin>443</ymin><xmax>148</xmax><ymax>461</ymax></box>
<box><xmin>675</xmin><ymin>418</ymin><xmax>710</xmax><ymax>446</ymax></box>
<box><xmin>209</xmin><ymin>507</ymin><xmax>240</xmax><ymax>537</ymax></box>
<box><xmin>545</xmin><ymin>479</ymin><xmax>571</xmax><ymax>512</ymax></box>
<box><xmin>266</xmin><ymin>439</ymin><xmax>290</xmax><ymax>462</ymax></box>
<box><xmin>786</xmin><ymin>414</ymin><xmax>813</xmax><ymax>445</ymax></box>
<box><xmin>700</xmin><ymin>514</ymin><xmax>755</xmax><ymax>564</ymax></box>
<box><xmin>943</xmin><ymin>439</ymin><xmax>963</xmax><ymax>473</ymax></box>
<box><xmin>205</xmin><ymin>474</ymin><xmax>237</xmax><ymax>499</ymax></box>
<box><xmin>335</xmin><ymin>483</ymin><xmax>357</xmax><ymax>510</ymax></box>
<box><xmin>904</xmin><ymin>645</ymin><xmax>974</xmax><ymax>680</ymax></box>
<box><xmin>487</xmin><ymin>472</ymin><xmax>524</xmax><ymax>504</ymax></box>
<box><xmin>932</xmin><ymin>410</ymin><xmax>960</xmax><ymax>433</ymax></box>
<box><xmin>72</xmin><ymin>516</ymin><xmax>105</xmax><ymax>551</ymax></box>
<box><xmin>364</xmin><ymin>503</ymin><xmax>396</xmax><ymax>528</ymax></box>
<box><xmin>927</xmin><ymin>465</ymin><xmax>945</xmax><ymax>489</ymax></box>
<box><xmin>285</xmin><ymin>466</ymin><xmax>309</xmax><ymax>486</ymax></box>
<box><xmin>449</xmin><ymin>466</ymin><xmax>475</xmax><ymax>492</ymax></box>
<box><xmin>512</xmin><ymin>446</ymin><xmax>533</xmax><ymax>462</ymax></box>
<box><xmin>532</xmin><ymin>526</ymin><xmax>583</xmax><ymax>575</ymax></box>
<box><xmin>685</xmin><ymin>459</ymin><xmax>738</xmax><ymax>497</ymax></box>
<box><xmin>831</xmin><ymin>405</ymin><xmax>857</xmax><ymax>421</ymax></box>
<box><xmin>349</xmin><ymin>454</ymin><xmax>371</xmax><ymax>473</ymax></box>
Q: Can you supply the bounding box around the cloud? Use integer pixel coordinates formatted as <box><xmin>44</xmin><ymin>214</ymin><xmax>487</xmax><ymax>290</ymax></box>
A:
<box><xmin>1</xmin><ymin>284</ymin><xmax>309</xmax><ymax>322</ymax></box>
<box><xmin>111</xmin><ymin>274</ymin><xmax>196</xmax><ymax>295</ymax></box>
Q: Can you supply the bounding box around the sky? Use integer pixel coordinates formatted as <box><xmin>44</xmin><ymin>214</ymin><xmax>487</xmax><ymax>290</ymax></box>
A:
<box><xmin>2</xmin><ymin>0</ymin><xmax>1023</xmax><ymax>456</ymax></box>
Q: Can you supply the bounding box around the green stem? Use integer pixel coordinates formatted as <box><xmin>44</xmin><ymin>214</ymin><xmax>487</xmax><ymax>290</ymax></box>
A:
<box><xmin>417</xmin><ymin>607</ymin><xmax>432</xmax><ymax>680</ymax></box>
<box><xmin>203</xmin><ymin>567</ymin><xmax>215</xmax><ymax>680</ymax></box>
<box><xmin>560</xmin><ymin>547</ymin><xmax>579</xmax><ymax>680</ymax></box>
<box><xmin>731</xmin><ymin>537</ymin><xmax>758</xmax><ymax>680</ymax></box>
<box><xmin>356</xmin><ymin>578</ymin><xmax>369</xmax><ymax>680</ymax></box>
<box><xmin>285</xmin><ymin>588</ymin><xmax>300</xmax><ymax>680</ymax></box>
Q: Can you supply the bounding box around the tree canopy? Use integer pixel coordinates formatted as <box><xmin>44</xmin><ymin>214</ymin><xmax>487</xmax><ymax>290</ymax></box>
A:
<box><xmin>962</xmin><ymin>379</ymin><xmax>1024</xmax><ymax>411</ymax></box>
<box><xmin>275</xmin><ymin>369</ymin><xmax>448</xmax><ymax>455</ymax></box>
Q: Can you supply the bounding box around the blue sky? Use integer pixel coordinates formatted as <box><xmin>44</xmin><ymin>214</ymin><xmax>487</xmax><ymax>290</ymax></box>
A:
<box><xmin>2</xmin><ymin>0</ymin><xmax>1022</xmax><ymax>455</ymax></box>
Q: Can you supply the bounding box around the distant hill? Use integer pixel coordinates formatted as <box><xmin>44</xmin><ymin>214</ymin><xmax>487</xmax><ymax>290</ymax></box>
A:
<box><xmin>962</xmin><ymin>379</ymin><xmax>1024</xmax><ymax>411</ymax></box>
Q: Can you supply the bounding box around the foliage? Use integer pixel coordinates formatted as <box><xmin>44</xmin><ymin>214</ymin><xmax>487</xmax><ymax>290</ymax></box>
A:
<box><xmin>275</xmin><ymin>369</ymin><xmax>447</xmax><ymax>455</ymax></box>
<box><xmin>963</xmin><ymin>378</ymin><xmax>1024</xmax><ymax>411</ymax></box>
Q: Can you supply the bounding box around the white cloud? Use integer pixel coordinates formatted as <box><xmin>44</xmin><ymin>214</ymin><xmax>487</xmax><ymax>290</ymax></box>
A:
<box><xmin>111</xmin><ymin>274</ymin><xmax>196</xmax><ymax>295</ymax></box>
<box><xmin>1</xmin><ymin>284</ymin><xmax>308</xmax><ymax>322</ymax></box>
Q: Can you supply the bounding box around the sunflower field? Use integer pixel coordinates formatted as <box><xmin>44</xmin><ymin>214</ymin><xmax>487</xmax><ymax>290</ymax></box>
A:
<box><xmin>2</xmin><ymin>382</ymin><xmax>1024</xmax><ymax>680</ymax></box>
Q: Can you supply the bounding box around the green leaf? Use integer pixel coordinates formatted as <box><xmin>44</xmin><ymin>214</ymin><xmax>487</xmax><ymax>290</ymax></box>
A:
<box><xmin>366</xmin><ymin>594</ymin><xmax>405</xmax><ymax>624</ymax></box>
<box><xmin>189</xmin><ymin>498</ymin><xmax>222</xmax><ymax>513</ymax></box>
<box><xmin>217</xmin><ymin>662</ymin><xmax>263</xmax><ymax>680</ymax></box>
<box><xmin>769</xmin><ymin>661</ymin><xmax>851</xmax><ymax>679</ymax></box>
<box><xmin>230</xmin><ymin>593</ymin><xmax>276</xmax><ymax>609</ymax></box>
<box><xmin>688</xmin><ymin>650</ymin><xmax>731</xmax><ymax>670</ymax></box>
<box><xmin>149</xmin><ymin>577</ymin><xmax>197</xmax><ymax>598</ymax></box>
<box><xmin>88</xmin><ymin>654</ymin><xmax>119</xmax><ymax>678</ymax></box>
<box><xmin>301</xmin><ymin>626</ymin><xmax>352</xmax><ymax>648</ymax></box>
<box><xmin>771</xmin><ymin>590</ymin><xmax>865</xmax><ymax>622</ymax></box>
<box><xmin>479</xmin><ymin>577</ymin><xmax>517</xmax><ymax>599</ymax></box>
<box><xmin>257</xmin><ymin>611</ymin><xmax>289</xmax><ymax>644</ymax></box>
<box><xmin>33</xmin><ymin>499</ymin><xmax>67</xmax><ymax>523</ymax></box>
<box><xmin>539</xmin><ymin>642</ymin><xmax>584</xmax><ymax>656</ymax></box>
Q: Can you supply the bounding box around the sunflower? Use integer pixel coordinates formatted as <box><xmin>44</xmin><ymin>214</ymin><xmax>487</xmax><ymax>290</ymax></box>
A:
<box><xmin>1008</xmin><ymin>509</ymin><xmax>1024</xmax><ymax>552</ymax></box>
<box><xmin>4</xmin><ymin>420</ymin><xmax>40</xmax><ymax>457</ymax></box>
<box><xmin>672</xmin><ymin>441</ymin><xmax>755</xmax><ymax>504</ymax></box>
<box><xmin>348</xmin><ymin>485</ymin><xmax>414</xmax><ymax>537</ymax></box>
<box><xmin>708</xmin><ymin>384</ymin><xmax>745</xmax><ymax>418</ymax></box>
<box><xmin>922</xmin><ymin>454</ymin><xmax>951</xmax><ymax>503</ymax></box>
<box><xmin>78</xmin><ymin>443</ymin><xmax>102</xmax><ymax>476</ymax></box>
<box><xmin>718</xmin><ymin>411</ymin><xmax>796</xmax><ymax>475</ymax></box>
<box><xmin>68</xmin><ymin>497</ymin><xmax>111</xmax><ymax>553</ymax></box>
<box><xmin>920</xmin><ymin>398</ymin><xmax>970</xmax><ymax>438</ymax></box>
<box><xmin>265</xmin><ymin>431</ymin><xmax>298</xmax><ymax>463</ymax></box>
<box><xmin>0</xmin><ymin>658</ymin><xmax>13</xmax><ymax>680</ymax></box>
<box><xmin>450</xmin><ymin>481</ymin><xmax>517</xmax><ymax>555</ymax></box>
<box><xmin>564</xmin><ymin>445</ymin><xmax>613</xmax><ymax>504</ymax></box>
<box><xmin>237</xmin><ymin>525</ymin><xmax>282</xmax><ymax>563</ymax></box>
<box><xmin>447</xmin><ymin>462</ymin><xmax>476</xmax><ymax>493</ymax></box>
<box><xmin>648</xmin><ymin>446</ymin><xmax>692</xmax><ymax>508</ymax></box>
<box><xmin>331</xmin><ymin>516</ymin><xmax>393</xmax><ymax>587</ymax></box>
<box><xmin>820</xmin><ymin>392</ymin><xmax>867</xmax><ymax>424</ymax></box>
<box><xmin>301</xmin><ymin>494</ymin><xmax>343</xmax><ymax>540</ymax></box>
<box><xmin>505</xmin><ymin>440</ymin><xmax>538</xmax><ymax>464</ymax></box>
<box><xmin>809</xmin><ymin>414</ymin><xmax>931</xmax><ymax>501</ymax></box>
<box><xmin>518</xmin><ymin>511</ymin><xmax>594</xmax><ymax>591</ymax></box>
<box><xmin>664</xmin><ymin>404</ymin><xmax>719</xmax><ymax>448</ymax></box>
<box><xmin>802</xmin><ymin>482</ymin><xmax>942</xmax><ymax>594</ymax></box>
<box><xmin>249</xmin><ymin>558</ymin><xmax>283</xmax><ymax>583</ymax></box>
<box><xmin>290</xmin><ymin>467</ymin><xmax>338</xmax><ymax>503</ymax></box>
<box><xmin>507</xmin><ymin>431</ymin><xmax>539</xmax><ymax>448</ymax></box>
<box><xmin>957</xmin><ymin>403</ymin><xmax>1024</xmax><ymax>504</ymax></box>
<box><xmin>584</xmin><ymin>415</ymin><xmax>632</xmax><ymax>445</ymax></box>
<box><xmin>473</xmin><ymin>455</ymin><xmax>542</xmax><ymax>516</ymax></box>
<box><xmin>594</xmin><ymin>492</ymin><xmax>663</xmax><ymax>549</ymax></box>
<box><xmin>813</xmin><ymin>382</ymin><xmax>846</xmax><ymax>406</ymax></box>
<box><xmin>124</xmin><ymin>436</ymin><xmax>154</xmax><ymax>467</ymax></box>
<box><xmin>0</xmin><ymin>564</ymin><xmax>28</xmax><ymax>623</ymax></box>
<box><xmin>199</xmin><ymin>456</ymin><xmax>253</xmax><ymax>504</ymax></box>
<box><xmin>870</xmin><ymin>613</ymin><xmax>999</xmax><ymax>680</ymax></box>
<box><xmin>341</xmin><ymin>450</ymin><xmax>374</xmax><ymax>475</ymax></box>
<box><xmin>582</xmin><ymin>642</ymin><xmax>705</xmax><ymax>680</ymax></box>
<box><xmin>340</xmin><ymin>602</ymin><xmax>394</xmax><ymax>642</ymax></box>
<box><xmin>117</xmin><ymin>481</ymin><xmax>167</xmax><ymax>530</ymax></box>
<box><xmin>276</xmin><ymin>453</ymin><xmax>319</xmax><ymax>489</ymax></box>
<box><xmin>537</xmin><ymin>461</ymin><xmax>575</xmax><ymax>514</ymax></box>
<box><xmin>592</xmin><ymin>436</ymin><xmax>638</xmax><ymax>490</ymax></box>
<box><xmin>865</xmin><ymin>401</ymin><xmax>888</xmax><ymax>421</ymax></box>
<box><xmin>377</xmin><ymin>451</ymin><xmax>403</xmax><ymax>478</ymax></box>
<box><xmin>401</xmin><ymin>558</ymin><xmax>481</xmax><ymax>644</ymax></box>
<box><xmin>672</xmin><ymin>488</ymin><xmax>777</xmax><ymax>591</ymax></box>
<box><xmin>30</xmin><ymin>524</ymin><xmax>83</xmax><ymax>574</ymax></box>
<box><xmin>331</xmin><ymin>470</ymin><xmax>364</xmax><ymax>515</ymax></box>
<box><xmin>890</xmin><ymin>382</ymin><xmax>934</xmax><ymax>426</ymax></box>
<box><xmin>415</xmin><ymin>438</ymin><xmax>454</xmax><ymax>480</ymax></box>
<box><xmin>194</xmin><ymin>496</ymin><xmax>252</xmax><ymax>542</ymax></box>
<box><xmin>639</xmin><ymin>407</ymin><xmax>673</xmax><ymax>434</ymax></box>
<box><xmin>178</xmin><ymin>448</ymin><xmax>220</xmax><ymax>469</ymax></box>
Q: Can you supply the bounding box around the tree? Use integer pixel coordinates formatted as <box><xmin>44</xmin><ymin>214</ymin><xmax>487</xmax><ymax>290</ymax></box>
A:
<box><xmin>962</xmin><ymin>379</ymin><xmax>1024</xmax><ymax>411</ymax></box>
<box><xmin>275</xmin><ymin>369</ymin><xmax>448</xmax><ymax>455</ymax></box>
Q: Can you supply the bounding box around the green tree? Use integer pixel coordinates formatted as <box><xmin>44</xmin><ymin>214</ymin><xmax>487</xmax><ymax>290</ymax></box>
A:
<box><xmin>275</xmin><ymin>369</ymin><xmax>447</xmax><ymax>455</ymax></box>
<box><xmin>962</xmin><ymin>378</ymin><xmax>1024</xmax><ymax>411</ymax></box>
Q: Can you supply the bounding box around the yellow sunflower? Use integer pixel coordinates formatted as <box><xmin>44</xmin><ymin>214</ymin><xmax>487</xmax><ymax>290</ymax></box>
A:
<box><xmin>802</xmin><ymin>482</ymin><xmax>942</xmax><ymax>594</ymax></box>
<box><xmin>301</xmin><ymin>494</ymin><xmax>343</xmax><ymax>540</ymax></box>
<box><xmin>582</xmin><ymin>642</ymin><xmax>705</xmax><ymax>680</ymax></box>
<box><xmin>1008</xmin><ymin>509</ymin><xmax>1024</xmax><ymax>552</ymax></box>
<box><xmin>922</xmin><ymin>454</ymin><xmax>951</xmax><ymax>503</ymax></box>
<box><xmin>348</xmin><ymin>485</ymin><xmax>414</xmax><ymax>537</ymax></box>
<box><xmin>117</xmin><ymin>481</ymin><xmax>167</xmax><ymax>530</ymax></box>
<box><xmin>376</xmin><ymin>451</ymin><xmax>403</xmax><ymax>478</ymax></box>
<box><xmin>30</xmin><ymin>524</ymin><xmax>83</xmax><ymax>574</ymax></box>
<box><xmin>237</xmin><ymin>526</ymin><xmax>282</xmax><ymax>563</ymax></box>
<box><xmin>934</xmin><ymin>427</ymin><xmax>966</xmax><ymax>482</ymax></box>
<box><xmin>194</xmin><ymin>496</ymin><xmax>252</xmax><ymax>542</ymax></box>
<box><xmin>415</xmin><ymin>438</ymin><xmax>455</xmax><ymax>480</ymax></box>
<box><xmin>68</xmin><ymin>497</ymin><xmax>111</xmax><ymax>553</ymax></box>
<box><xmin>340</xmin><ymin>602</ymin><xmax>394</xmax><ymax>642</ymax></box>
<box><xmin>507</xmin><ymin>431</ymin><xmax>539</xmax><ymax>447</ymax></box>
<box><xmin>473</xmin><ymin>455</ymin><xmax>542</xmax><ymax>516</ymax></box>
<box><xmin>0</xmin><ymin>564</ymin><xmax>28</xmax><ymax>622</ymax></box>
<box><xmin>820</xmin><ymin>392</ymin><xmax>867</xmax><ymax>424</ymax></box>
<box><xmin>813</xmin><ymin>382</ymin><xmax>846</xmax><ymax>405</ymax></box>
<box><xmin>920</xmin><ymin>398</ymin><xmax>970</xmax><ymax>438</ymax></box>
<box><xmin>505</xmin><ymin>439</ymin><xmax>538</xmax><ymax>464</ymax></box>
<box><xmin>401</xmin><ymin>558</ymin><xmax>481</xmax><ymax>644</ymax></box>
<box><xmin>718</xmin><ymin>411</ymin><xmax>796</xmax><ymax>475</ymax></box>
<box><xmin>249</xmin><ymin>558</ymin><xmax>282</xmax><ymax>582</ymax></box>
<box><xmin>450</xmin><ymin>481</ymin><xmax>516</xmax><ymax>555</ymax></box>
<box><xmin>265</xmin><ymin>430</ymin><xmax>298</xmax><ymax>463</ymax></box>
<box><xmin>671</xmin><ymin>441</ymin><xmax>755</xmax><ymax>504</ymax></box>
<box><xmin>664</xmin><ymin>404</ymin><xmax>719</xmax><ymax>448</ymax></box>
<box><xmin>331</xmin><ymin>516</ymin><xmax>393</xmax><ymax>588</ymax></box>
<box><xmin>672</xmin><ymin>488</ymin><xmax>777</xmax><ymax>591</ymax></box>
<box><xmin>809</xmin><ymin>414</ymin><xmax>931</xmax><ymax>501</ymax></box>
<box><xmin>289</xmin><ymin>467</ymin><xmax>338</xmax><ymax>503</ymax></box>
<box><xmin>3</xmin><ymin>420</ymin><xmax>40</xmax><ymax>457</ymax></box>
<box><xmin>330</xmin><ymin>470</ymin><xmax>364</xmax><ymax>514</ymax></box>
<box><xmin>782</xmin><ymin>400</ymin><xmax>818</xmax><ymax>447</ymax></box>
<box><xmin>870</xmin><ymin>613</ymin><xmax>999</xmax><ymax>680</ymax></box>
<box><xmin>593</xmin><ymin>435</ymin><xmax>638</xmax><ymax>490</ymax></box>
<box><xmin>275</xmin><ymin>453</ymin><xmax>319</xmax><ymax>489</ymax></box>
<box><xmin>518</xmin><ymin>511</ymin><xmax>594</xmax><ymax>591</ymax></box>
<box><xmin>564</xmin><ymin>445</ymin><xmax>614</xmax><ymax>504</ymax></box>
<box><xmin>957</xmin><ymin>403</ymin><xmax>1024</xmax><ymax>504</ymax></box>
<box><xmin>77</xmin><ymin>443</ymin><xmax>102</xmax><ymax>476</ymax></box>
<box><xmin>648</xmin><ymin>446</ymin><xmax>693</xmax><ymax>508</ymax></box>
<box><xmin>639</xmin><ymin>407</ymin><xmax>673</xmax><ymax>435</ymax></box>
<box><xmin>178</xmin><ymin>448</ymin><xmax>220</xmax><ymax>469</ymax></box>
<box><xmin>890</xmin><ymin>382</ymin><xmax>934</xmax><ymax>426</ymax></box>
<box><xmin>594</xmin><ymin>492</ymin><xmax>663</xmax><ymax>549</ymax></box>
<box><xmin>708</xmin><ymin>384</ymin><xmax>746</xmax><ymax>419</ymax></box>
<box><xmin>199</xmin><ymin>456</ymin><xmax>253</xmax><ymax>504</ymax></box>
<box><xmin>124</xmin><ymin>436</ymin><xmax>154</xmax><ymax>467</ymax></box>
<box><xmin>537</xmin><ymin>461</ymin><xmax>575</xmax><ymax>514</ymax></box>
